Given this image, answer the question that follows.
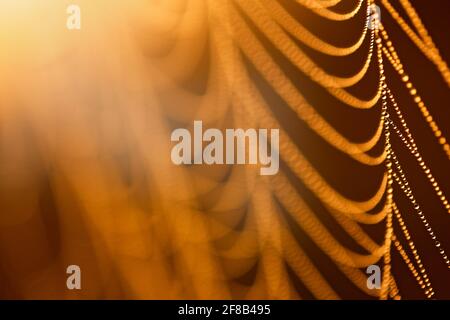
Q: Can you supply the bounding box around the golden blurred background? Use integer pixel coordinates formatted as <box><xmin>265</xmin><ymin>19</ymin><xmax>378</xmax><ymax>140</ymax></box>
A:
<box><xmin>0</xmin><ymin>0</ymin><xmax>449</xmax><ymax>299</ymax></box>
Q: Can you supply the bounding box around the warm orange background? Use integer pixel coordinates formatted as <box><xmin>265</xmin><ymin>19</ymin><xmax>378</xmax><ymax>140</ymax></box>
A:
<box><xmin>0</xmin><ymin>0</ymin><xmax>448</xmax><ymax>299</ymax></box>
